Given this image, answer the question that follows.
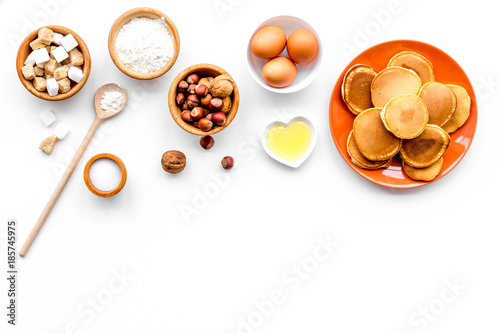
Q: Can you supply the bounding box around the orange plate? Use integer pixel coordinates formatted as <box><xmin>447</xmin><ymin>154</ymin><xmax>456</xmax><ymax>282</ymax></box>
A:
<box><xmin>329</xmin><ymin>40</ymin><xmax>477</xmax><ymax>189</ymax></box>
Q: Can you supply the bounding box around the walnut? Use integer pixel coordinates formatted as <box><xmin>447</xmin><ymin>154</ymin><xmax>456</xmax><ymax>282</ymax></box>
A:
<box><xmin>161</xmin><ymin>150</ymin><xmax>186</xmax><ymax>174</ymax></box>
<box><xmin>198</xmin><ymin>76</ymin><xmax>214</xmax><ymax>90</ymax></box>
<box><xmin>221</xmin><ymin>96</ymin><xmax>232</xmax><ymax>114</ymax></box>
<box><xmin>209</xmin><ymin>75</ymin><xmax>234</xmax><ymax>98</ymax></box>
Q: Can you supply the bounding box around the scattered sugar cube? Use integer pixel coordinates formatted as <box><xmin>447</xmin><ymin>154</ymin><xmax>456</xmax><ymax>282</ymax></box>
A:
<box><xmin>44</xmin><ymin>58</ymin><xmax>58</xmax><ymax>75</ymax></box>
<box><xmin>33</xmin><ymin>48</ymin><xmax>50</xmax><ymax>67</ymax></box>
<box><xmin>68</xmin><ymin>66</ymin><xmax>83</xmax><ymax>83</ymax></box>
<box><xmin>39</xmin><ymin>135</ymin><xmax>58</xmax><ymax>154</ymax></box>
<box><xmin>68</xmin><ymin>48</ymin><xmax>84</xmax><ymax>66</ymax></box>
<box><xmin>21</xmin><ymin>64</ymin><xmax>35</xmax><ymax>80</ymax></box>
<box><xmin>51</xmin><ymin>46</ymin><xmax>68</xmax><ymax>63</ymax></box>
<box><xmin>58</xmin><ymin>78</ymin><xmax>71</xmax><ymax>93</ymax></box>
<box><xmin>33</xmin><ymin>77</ymin><xmax>47</xmax><ymax>92</ymax></box>
<box><xmin>52</xmin><ymin>123</ymin><xmax>69</xmax><ymax>140</ymax></box>
<box><xmin>54</xmin><ymin>65</ymin><xmax>69</xmax><ymax>81</ymax></box>
<box><xmin>53</xmin><ymin>32</ymin><xmax>63</xmax><ymax>45</ymax></box>
<box><xmin>46</xmin><ymin>78</ymin><xmax>59</xmax><ymax>97</ymax></box>
<box><xmin>30</xmin><ymin>38</ymin><xmax>45</xmax><ymax>50</ymax></box>
<box><xmin>60</xmin><ymin>34</ymin><xmax>78</xmax><ymax>52</ymax></box>
<box><xmin>40</xmin><ymin>109</ymin><xmax>57</xmax><ymax>126</ymax></box>
<box><xmin>34</xmin><ymin>65</ymin><xmax>44</xmax><ymax>77</ymax></box>
<box><xmin>24</xmin><ymin>52</ymin><xmax>36</xmax><ymax>66</ymax></box>
<box><xmin>38</xmin><ymin>28</ymin><xmax>55</xmax><ymax>45</ymax></box>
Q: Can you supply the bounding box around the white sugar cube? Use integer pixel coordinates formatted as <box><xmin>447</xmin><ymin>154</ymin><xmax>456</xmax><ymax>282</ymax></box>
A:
<box><xmin>46</xmin><ymin>78</ymin><xmax>59</xmax><ymax>97</ymax></box>
<box><xmin>52</xmin><ymin>46</ymin><xmax>69</xmax><ymax>63</ymax></box>
<box><xmin>68</xmin><ymin>66</ymin><xmax>83</xmax><ymax>83</ymax></box>
<box><xmin>52</xmin><ymin>123</ymin><xmax>69</xmax><ymax>140</ymax></box>
<box><xmin>33</xmin><ymin>48</ymin><xmax>50</xmax><ymax>67</ymax></box>
<box><xmin>24</xmin><ymin>52</ymin><xmax>36</xmax><ymax>66</ymax></box>
<box><xmin>40</xmin><ymin>109</ymin><xmax>57</xmax><ymax>126</ymax></box>
<box><xmin>53</xmin><ymin>32</ymin><xmax>63</xmax><ymax>45</ymax></box>
<box><xmin>60</xmin><ymin>34</ymin><xmax>78</xmax><ymax>52</ymax></box>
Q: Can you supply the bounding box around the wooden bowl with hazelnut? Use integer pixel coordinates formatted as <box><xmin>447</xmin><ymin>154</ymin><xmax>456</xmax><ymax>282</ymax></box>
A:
<box><xmin>108</xmin><ymin>7</ymin><xmax>180</xmax><ymax>80</ymax></box>
<box><xmin>168</xmin><ymin>64</ymin><xmax>240</xmax><ymax>136</ymax></box>
<box><xmin>16</xmin><ymin>25</ymin><xmax>91</xmax><ymax>101</ymax></box>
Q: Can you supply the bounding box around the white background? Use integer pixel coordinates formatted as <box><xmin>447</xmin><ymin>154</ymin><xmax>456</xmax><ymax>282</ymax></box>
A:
<box><xmin>1</xmin><ymin>0</ymin><xmax>499</xmax><ymax>332</ymax></box>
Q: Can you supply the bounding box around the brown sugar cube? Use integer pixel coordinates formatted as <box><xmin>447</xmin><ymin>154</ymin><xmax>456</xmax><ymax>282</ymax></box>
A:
<box><xmin>33</xmin><ymin>77</ymin><xmax>47</xmax><ymax>92</ymax></box>
<box><xmin>68</xmin><ymin>49</ymin><xmax>84</xmax><ymax>66</ymax></box>
<box><xmin>54</xmin><ymin>65</ymin><xmax>69</xmax><ymax>81</ymax></box>
<box><xmin>43</xmin><ymin>71</ymin><xmax>53</xmax><ymax>79</ymax></box>
<box><xmin>44</xmin><ymin>58</ymin><xmax>58</xmax><ymax>75</ymax></box>
<box><xmin>21</xmin><ymin>64</ymin><xmax>36</xmax><ymax>80</ymax></box>
<box><xmin>61</xmin><ymin>58</ymin><xmax>70</xmax><ymax>65</ymax></box>
<box><xmin>49</xmin><ymin>46</ymin><xmax>57</xmax><ymax>58</ymax></box>
<box><xmin>39</xmin><ymin>135</ymin><xmax>58</xmax><ymax>154</ymax></box>
<box><xmin>38</xmin><ymin>28</ymin><xmax>55</xmax><ymax>45</ymax></box>
<box><xmin>57</xmin><ymin>78</ymin><xmax>71</xmax><ymax>93</ymax></box>
<box><xmin>34</xmin><ymin>65</ymin><xmax>44</xmax><ymax>77</ymax></box>
<box><xmin>29</xmin><ymin>38</ymin><xmax>45</xmax><ymax>50</ymax></box>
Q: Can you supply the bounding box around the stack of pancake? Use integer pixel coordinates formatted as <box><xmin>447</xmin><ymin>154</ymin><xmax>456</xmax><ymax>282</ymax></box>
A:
<box><xmin>342</xmin><ymin>51</ymin><xmax>471</xmax><ymax>181</ymax></box>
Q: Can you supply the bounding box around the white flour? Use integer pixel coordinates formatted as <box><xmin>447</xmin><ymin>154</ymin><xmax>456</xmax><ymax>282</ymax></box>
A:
<box><xmin>100</xmin><ymin>90</ymin><xmax>124</xmax><ymax>112</ymax></box>
<box><xmin>115</xmin><ymin>17</ymin><xmax>174</xmax><ymax>74</ymax></box>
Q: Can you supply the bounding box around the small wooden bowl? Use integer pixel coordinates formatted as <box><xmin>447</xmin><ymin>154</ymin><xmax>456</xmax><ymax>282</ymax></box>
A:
<box><xmin>16</xmin><ymin>25</ymin><xmax>91</xmax><ymax>101</ymax></box>
<box><xmin>168</xmin><ymin>64</ymin><xmax>240</xmax><ymax>136</ymax></box>
<box><xmin>84</xmin><ymin>153</ymin><xmax>127</xmax><ymax>198</ymax></box>
<box><xmin>108</xmin><ymin>7</ymin><xmax>180</xmax><ymax>80</ymax></box>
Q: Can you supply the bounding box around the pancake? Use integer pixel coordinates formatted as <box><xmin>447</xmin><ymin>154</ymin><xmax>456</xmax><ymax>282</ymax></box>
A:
<box><xmin>347</xmin><ymin>130</ymin><xmax>392</xmax><ymax>169</ymax></box>
<box><xmin>403</xmin><ymin>157</ymin><xmax>443</xmax><ymax>182</ymax></box>
<box><xmin>342</xmin><ymin>64</ymin><xmax>377</xmax><ymax>115</ymax></box>
<box><xmin>400</xmin><ymin>124</ymin><xmax>450</xmax><ymax>168</ymax></box>
<box><xmin>353</xmin><ymin>108</ymin><xmax>402</xmax><ymax>161</ymax></box>
<box><xmin>381</xmin><ymin>95</ymin><xmax>428</xmax><ymax>139</ymax></box>
<box><xmin>418</xmin><ymin>82</ymin><xmax>457</xmax><ymax>127</ymax></box>
<box><xmin>371</xmin><ymin>67</ymin><xmax>422</xmax><ymax>107</ymax></box>
<box><xmin>442</xmin><ymin>84</ymin><xmax>471</xmax><ymax>133</ymax></box>
<box><xmin>388</xmin><ymin>51</ymin><xmax>435</xmax><ymax>84</ymax></box>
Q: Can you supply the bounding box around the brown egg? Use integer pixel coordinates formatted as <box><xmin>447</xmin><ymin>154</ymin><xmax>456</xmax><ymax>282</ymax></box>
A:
<box><xmin>250</xmin><ymin>25</ymin><xmax>287</xmax><ymax>59</ymax></box>
<box><xmin>287</xmin><ymin>29</ymin><xmax>319</xmax><ymax>65</ymax></box>
<box><xmin>262</xmin><ymin>56</ymin><xmax>297</xmax><ymax>88</ymax></box>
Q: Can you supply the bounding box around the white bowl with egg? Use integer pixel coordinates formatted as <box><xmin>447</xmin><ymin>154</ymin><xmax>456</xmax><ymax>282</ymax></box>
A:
<box><xmin>247</xmin><ymin>16</ymin><xmax>322</xmax><ymax>93</ymax></box>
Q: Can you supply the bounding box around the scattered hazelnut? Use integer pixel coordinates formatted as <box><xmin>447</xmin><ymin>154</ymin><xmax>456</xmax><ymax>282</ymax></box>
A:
<box><xmin>209</xmin><ymin>98</ymin><xmax>223</xmax><ymax>112</ymax></box>
<box><xmin>200</xmin><ymin>93</ymin><xmax>213</xmax><ymax>106</ymax></box>
<box><xmin>186</xmin><ymin>73</ymin><xmax>200</xmax><ymax>85</ymax></box>
<box><xmin>161</xmin><ymin>150</ymin><xmax>186</xmax><ymax>174</ymax></box>
<box><xmin>188</xmin><ymin>84</ymin><xmax>197</xmax><ymax>95</ymax></box>
<box><xmin>221</xmin><ymin>156</ymin><xmax>234</xmax><ymax>170</ymax></box>
<box><xmin>212</xmin><ymin>112</ymin><xmax>226</xmax><ymax>126</ymax></box>
<box><xmin>190</xmin><ymin>107</ymin><xmax>204</xmax><ymax>121</ymax></box>
<box><xmin>176</xmin><ymin>93</ymin><xmax>186</xmax><ymax>106</ymax></box>
<box><xmin>196</xmin><ymin>84</ymin><xmax>208</xmax><ymax>96</ymax></box>
<box><xmin>198</xmin><ymin>118</ymin><xmax>213</xmax><ymax>132</ymax></box>
<box><xmin>200</xmin><ymin>135</ymin><xmax>215</xmax><ymax>150</ymax></box>
<box><xmin>210</xmin><ymin>75</ymin><xmax>234</xmax><ymax>98</ymax></box>
<box><xmin>178</xmin><ymin>80</ymin><xmax>189</xmax><ymax>93</ymax></box>
<box><xmin>187</xmin><ymin>95</ymin><xmax>200</xmax><ymax>108</ymax></box>
<box><xmin>181</xmin><ymin>110</ymin><xmax>193</xmax><ymax>122</ymax></box>
<box><xmin>221</xmin><ymin>96</ymin><xmax>232</xmax><ymax>114</ymax></box>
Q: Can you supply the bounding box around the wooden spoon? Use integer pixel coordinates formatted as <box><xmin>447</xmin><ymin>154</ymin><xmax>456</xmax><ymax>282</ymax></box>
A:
<box><xmin>20</xmin><ymin>83</ymin><xmax>128</xmax><ymax>257</ymax></box>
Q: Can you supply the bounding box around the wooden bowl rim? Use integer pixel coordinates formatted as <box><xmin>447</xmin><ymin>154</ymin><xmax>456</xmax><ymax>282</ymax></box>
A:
<box><xmin>108</xmin><ymin>7</ymin><xmax>180</xmax><ymax>80</ymax></box>
<box><xmin>168</xmin><ymin>63</ymin><xmax>240</xmax><ymax>136</ymax></box>
<box><xmin>16</xmin><ymin>25</ymin><xmax>91</xmax><ymax>101</ymax></box>
<box><xmin>83</xmin><ymin>153</ymin><xmax>127</xmax><ymax>197</ymax></box>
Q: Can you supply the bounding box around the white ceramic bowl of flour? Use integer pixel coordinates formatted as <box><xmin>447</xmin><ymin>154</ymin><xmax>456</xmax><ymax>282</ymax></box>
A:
<box><xmin>108</xmin><ymin>7</ymin><xmax>180</xmax><ymax>80</ymax></box>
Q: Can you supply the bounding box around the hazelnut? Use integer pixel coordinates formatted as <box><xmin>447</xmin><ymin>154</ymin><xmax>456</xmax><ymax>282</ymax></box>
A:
<box><xmin>200</xmin><ymin>135</ymin><xmax>215</xmax><ymax>150</ymax></box>
<box><xmin>212</xmin><ymin>112</ymin><xmax>226</xmax><ymax>126</ymax></box>
<box><xmin>198</xmin><ymin>118</ymin><xmax>213</xmax><ymax>132</ymax></box>
<box><xmin>161</xmin><ymin>150</ymin><xmax>186</xmax><ymax>174</ymax></box>
<box><xmin>221</xmin><ymin>96</ymin><xmax>232</xmax><ymax>114</ymax></box>
<box><xmin>176</xmin><ymin>93</ymin><xmax>186</xmax><ymax>106</ymax></box>
<box><xmin>221</xmin><ymin>156</ymin><xmax>234</xmax><ymax>170</ymax></box>
<box><xmin>200</xmin><ymin>93</ymin><xmax>213</xmax><ymax>106</ymax></box>
<box><xmin>191</xmin><ymin>107</ymin><xmax>204</xmax><ymax>121</ymax></box>
<box><xmin>205</xmin><ymin>113</ymin><xmax>213</xmax><ymax>121</ymax></box>
<box><xmin>181</xmin><ymin>100</ymin><xmax>190</xmax><ymax>111</ymax></box>
<box><xmin>193</xmin><ymin>121</ymin><xmax>199</xmax><ymax>128</ymax></box>
<box><xmin>178</xmin><ymin>80</ymin><xmax>189</xmax><ymax>93</ymax></box>
<box><xmin>181</xmin><ymin>110</ymin><xmax>193</xmax><ymax>122</ymax></box>
<box><xmin>186</xmin><ymin>73</ymin><xmax>200</xmax><ymax>85</ymax></box>
<box><xmin>198</xmin><ymin>77</ymin><xmax>214</xmax><ymax>89</ymax></box>
<box><xmin>196</xmin><ymin>84</ymin><xmax>208</xmax><ymax>96</ymax></box>
<box><xmin>210</xmin><ymin>74</ymin><xmax>234</xmax><ymax>98</ymax></box>
<box><xmin>188</xmin><ymin>84</ymin><xmax>197</xmax><ymax>95</ymax></box>
<box><xmin>187</xmin><ymin>95</ymin><xmax>200</xmax><ymax>108</ymax></box>
<box><xmin>209</xmin><ymin>98</ymin><xmax>223</xmax><ymax>112</ymax></box>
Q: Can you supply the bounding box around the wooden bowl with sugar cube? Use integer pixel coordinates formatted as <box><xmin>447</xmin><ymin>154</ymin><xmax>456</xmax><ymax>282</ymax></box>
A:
<box><xmin>16</xmin><ymin>25</ymin><xmax>91</xmax><ymax>101</ymax></box>
<box><xmin>108</xmin><ymin>7</ymin><xmax>180</xmax><ymax>80</ymax></box>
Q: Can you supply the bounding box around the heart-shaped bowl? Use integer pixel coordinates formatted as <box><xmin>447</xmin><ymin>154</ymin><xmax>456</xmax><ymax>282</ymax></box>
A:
<box><xmin>262</xmin><ymin>116</ymin><xmax>317</xmax><ymax>168</ymax></box>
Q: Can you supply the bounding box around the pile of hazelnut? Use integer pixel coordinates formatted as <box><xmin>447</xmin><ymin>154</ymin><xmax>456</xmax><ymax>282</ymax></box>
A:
<box><xmin>176</xmin><ymin>73</ymin><xmax>234</xmax><ymax>132</ymax></box>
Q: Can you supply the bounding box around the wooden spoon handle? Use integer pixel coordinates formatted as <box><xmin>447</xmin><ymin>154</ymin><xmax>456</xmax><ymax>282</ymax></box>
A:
<box><xmin>20</xmin><ymin>117</ymin><xmax>103</xmax><ymax>257</ymax></box>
